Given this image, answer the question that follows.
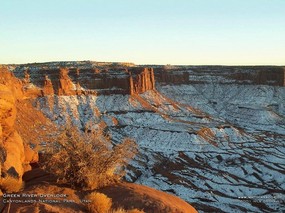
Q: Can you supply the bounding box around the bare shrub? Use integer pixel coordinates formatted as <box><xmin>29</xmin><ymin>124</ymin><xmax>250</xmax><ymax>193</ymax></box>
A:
<box><xmin>40</xmin><ymin>126</ymin><xmax>137</xmax><ymax>189</ymax></box>
<box><xmin>85</xmin><ymin>192</ymin><xmax>112</xmax><ymax>213</ymax></box>
<box><xmin>0</xmin><ymin>175</ymin><xmax>24</xmax><ymax>193</ymax></box>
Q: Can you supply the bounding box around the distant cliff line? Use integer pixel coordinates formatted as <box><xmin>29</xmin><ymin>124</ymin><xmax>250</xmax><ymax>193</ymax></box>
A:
<box><xmin>5</xmin><ymin>63</ymin><xmax>285</xmax><ymax>98</ymax></box>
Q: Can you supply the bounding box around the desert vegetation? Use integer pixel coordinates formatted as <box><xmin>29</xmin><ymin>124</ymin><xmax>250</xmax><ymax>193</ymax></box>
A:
<box><xmin>85</xmin><ymin>192</ymin><xmax>112</xmax><ymax>213</ymax></box>
<box><xmin>40</xmin><ymin>126</ymin><xmax>138</xmax><ymax>190</ymax></box>
<box><xmin>85</xmin><ymin>192</ymin><xmax>145</xmax><ymax>213</ymax></box>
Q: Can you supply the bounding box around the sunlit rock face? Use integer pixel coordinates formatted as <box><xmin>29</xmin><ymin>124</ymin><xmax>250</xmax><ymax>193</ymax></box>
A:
<box><xmin>0</xmin><ymin>67</ymin><xmax>29</xmax><ymax>182</ymax></box>
<box><xmin>11</xmin><ymin>62</ymin><xmax>285</xmax><ymax>212</ymax></box>
<box><xmin>129</xmin><ymin>68</ymin><xmax>155</xmax><ymax>95</ymax></box>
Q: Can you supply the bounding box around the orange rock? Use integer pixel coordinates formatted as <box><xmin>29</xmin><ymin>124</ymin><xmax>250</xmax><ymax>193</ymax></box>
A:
<box><xmin>58</xmin><ymin>68</ymin><xmax>76</xmax><ymax>95</ymax></box>
<box><xmin>0</xmin><ymin>67</ymin><xmax>28</xmax><ymax>181</ymax></box>
<box><xmin>0</xmin><ymin>84</ymin><xmax>16</xmax><ymax>128</ymax></box>
<box><xmin>2</xmin><ymin>129</ymin><xmax>25</xmax><ymax>178</ymax></box>
<box><xmin>0</xmin><ymin>124</ymin><xmax>2</xmax><ymax>140</ymax></box>
<box><xmin>23</xmin><ymin>145</ymin><xmax>38</xmax><ymax>172</ymax></box>
<box><xmin>41</xmin><ymin>75</ymin><xmax>54</xmax><ymax>96</ymax></box>
<box><xmin>0</xmin><ymin>67</ymin><xmax>24</xmax><ymax>100</ymax></box>
<box><xmin>75</xmin><ymin>82</ymin><xmax>82</xmax><ymax>95</ymax></box>
<box><xmin>99</xmin><ymin>182</ymin><xmax>198</xmax><ymax>213</ymax></box>
<box><xmin>24</xmin><ymin>145</ymin><xmax>39</xmax><ymax>164</ymax></box>
<box><xmin>129</xmin><ymin>68</ymin><xmax>155</xmax><ymax>95</ymax></box>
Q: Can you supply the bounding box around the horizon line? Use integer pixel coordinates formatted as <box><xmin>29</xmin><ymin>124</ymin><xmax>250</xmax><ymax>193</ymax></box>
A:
<box><xmin>1</xmin><ymin>60</ymin><xmax>284</xmax><ymax>67</ymax></box>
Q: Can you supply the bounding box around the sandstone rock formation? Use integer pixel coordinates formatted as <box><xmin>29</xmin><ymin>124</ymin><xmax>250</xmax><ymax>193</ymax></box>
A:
<box><xmin>58</xmin><ymin>67</ymin><xmax>76</xmax><ymax>95</ymax></box>
<box><xmin>0</xmin><ymin>67</ymin><xmax>38</xmax><ymax>187</ymax></box>
<box><xmin>129</xmin><ymin>68</ymin><xmax>155</xmax><ymax>95</ymax></box>
<box><xmin>71</xmin><ymin>67</ymin><xmax>156</xmax><ymax>95</ymax></box>
<box><xmin>0</xmin><ymin>168</ymin><xmax>198</xmax><ymax>213</ymax></box>
<box><xmin>0</xmin><ymin>69</ymin><xmax>24</xmax><ymax>182</ymax></box>
<box><xmin>41</xmin><ymin>75</ymin><xmax>54</xmax><ymax>96</ymax></box>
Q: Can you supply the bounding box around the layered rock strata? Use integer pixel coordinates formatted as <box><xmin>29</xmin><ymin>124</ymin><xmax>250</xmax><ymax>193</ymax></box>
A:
<box><xmin>14</xmin><ymin>67</ymin><xmax>157</xmax><ymax>96</ymax></box>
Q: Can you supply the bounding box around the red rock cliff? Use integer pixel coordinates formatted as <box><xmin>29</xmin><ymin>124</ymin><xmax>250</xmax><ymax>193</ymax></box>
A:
<box><xmin>129</xmin><ymin>68</ymin><xmax>155</xmax><ymax>95</ymax></box>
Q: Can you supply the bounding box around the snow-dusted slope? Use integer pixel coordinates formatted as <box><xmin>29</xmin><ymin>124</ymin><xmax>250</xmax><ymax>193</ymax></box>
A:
<box><xmin>12</xmin><ymin>63</ymin><xmax>284</xmax><ymax>212</ymax></box>
<box><xmin>156</xmin><ymin>83</ymin><xmax>285</xmax><ymax>212</ymax></box>
<box><xmin>35</xmin><ymin>86</ymin><xmax>285</xmax><ymax>212</ymax></box>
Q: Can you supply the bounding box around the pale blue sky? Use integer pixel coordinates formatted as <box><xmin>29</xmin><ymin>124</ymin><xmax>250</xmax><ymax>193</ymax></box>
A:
<box><xmin>0</xmin><ymin>0</ymin><xmax>284</xmax><ymax>65</ymax></box>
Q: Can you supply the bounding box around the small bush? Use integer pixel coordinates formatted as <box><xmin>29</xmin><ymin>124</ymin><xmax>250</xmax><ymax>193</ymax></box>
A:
<box><xmin>85</xmin><ymin>192</ymin><xmax>112</xmax><ymax>213</ymax></box>
<box><xmin>40</xmin><ymin>126</ymin><xmax>137</xmax><ymax>190</ymax></box>
<box><xmin>0</xmin><ymin>175</ymin><xmax>24</xmax><ymax>193</ymax></box>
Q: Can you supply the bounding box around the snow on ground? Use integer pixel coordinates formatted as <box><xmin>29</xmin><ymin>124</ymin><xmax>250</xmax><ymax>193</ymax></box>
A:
<box><xmin>35</xmin><ymin>83</ymin><xmax>285</xmax><ymax>212</ymax></box>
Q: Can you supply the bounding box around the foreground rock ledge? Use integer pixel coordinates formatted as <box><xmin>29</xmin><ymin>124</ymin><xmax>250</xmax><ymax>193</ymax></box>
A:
<box><xmin>0</xmin><ymin>168</ymin><xmax>197</xmax><ymax>213</ymax></box>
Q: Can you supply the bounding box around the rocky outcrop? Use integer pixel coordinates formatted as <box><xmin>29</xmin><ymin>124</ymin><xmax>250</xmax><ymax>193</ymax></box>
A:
<box><xmin>58</xmin><ymin>68</ymin><xmax>76</xmax><ymax>95</ymax></box>
<box><xmin>0</xmin><ymin>68</ymin><xmax>24</xmax><ymax>100</ymax></box>
<box><xmin>0</xmin><ymin>67</ymin><xmax>38</xmax><ymax>186</ymax></box>
<box><xmin>41</xmin><ymin>75</ymin><xmax>54</xmax><ymax>96</ymax></box>
<box><xmin>0</xmin><ymin>168</ymin><xmax>198</xmax><ymax>213</ymax></box>
<box><xmin>0</xmin><ymin>75</ymin><xmax>24</xmax><ymax>183</ymax></box>
<box><xmin>129</xmin><ymin>68</ymin><xmax>155</xmax><ymax>95</ymax></box>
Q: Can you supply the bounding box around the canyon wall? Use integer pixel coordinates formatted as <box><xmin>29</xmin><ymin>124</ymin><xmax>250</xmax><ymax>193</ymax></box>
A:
<box><xmin>14</xmin><ymin>67</ymin><xmax>157</xmax><ymax>96</ymax></box>
<box><xmin>187</xmin><ymin>66</ymin><xmax>285</xmax><ymax>86</ymax></box>
<box><xmin>13</xmin><ymin>64</ymin><xmax>285</xmax><ymax>91</ymax></box>
<box><xmin>154</xmin><ymin>67</ymin><xmax>189</xmax><ymax>85</ymax></box>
